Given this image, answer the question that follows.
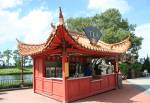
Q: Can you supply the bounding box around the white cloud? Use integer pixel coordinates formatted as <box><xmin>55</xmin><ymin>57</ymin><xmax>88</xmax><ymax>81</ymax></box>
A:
<box><xmin>88</xmin><ymin>0</ymin><xmax>130</xmax><ymax>14</ymax></box>
<box><xmin>135</xmin><ymin>23</ymin><xmax>150</xmax><ymax>58</ymax></box>
<box><xmin>0</xmin><ymin>0</ymin><xmax>22</xmax><ymax>9</ymax></box>
<box><xmin>0</xmin><ymin>9</ymin><xmax>53</xmax><ymax>48</ymax></box>
<box><xmin>0</xmin><ymin>10</ymin><xmax>20</xmax><ymax>44</ymax></box>
<box><xmin>19</xmin><ymin>10</ymin><xmax>52</xmax><ymax>43</ymax></box>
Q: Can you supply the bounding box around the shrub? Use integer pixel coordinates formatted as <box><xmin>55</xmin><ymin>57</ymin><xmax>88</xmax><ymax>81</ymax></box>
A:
<box><xmin>119</xmin><ymin>63</ymin><xmax>128</xmax><ymax>77</ymax></box>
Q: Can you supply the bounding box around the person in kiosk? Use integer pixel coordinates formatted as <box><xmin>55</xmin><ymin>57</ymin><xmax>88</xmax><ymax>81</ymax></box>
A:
<box><xmin>84</xmin><ymin>63</ymin><xmax>92</xmax><ymax>76</ymax></box>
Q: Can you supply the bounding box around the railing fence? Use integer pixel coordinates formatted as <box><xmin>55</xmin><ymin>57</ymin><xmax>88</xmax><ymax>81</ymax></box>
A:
<box><xmin>0</xmin><ymin>79</ymin><xmax>32</xmax><ymax>89</ymax></box>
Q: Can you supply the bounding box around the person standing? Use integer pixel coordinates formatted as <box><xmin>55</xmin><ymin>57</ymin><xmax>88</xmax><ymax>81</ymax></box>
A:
<box><xmin>84</xmin><ymin>63</ymin><xmax>92</xmax><ymax>76</ymax></box>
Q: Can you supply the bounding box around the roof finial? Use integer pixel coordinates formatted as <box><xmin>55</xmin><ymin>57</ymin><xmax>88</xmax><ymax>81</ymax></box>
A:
<box><xmin>16</xmin><ymin>38</ymin><xmax>21</xmax><ymax>44</ymax></box>
<box><xmin>59</xmin><ymin>7</ymin><xmax>63</xmax><ymax>18</ymax></box>
<box><xmin>59</xmin><ymin>7</ymin><xmax>64</xmax><ymax>25</ymax></box>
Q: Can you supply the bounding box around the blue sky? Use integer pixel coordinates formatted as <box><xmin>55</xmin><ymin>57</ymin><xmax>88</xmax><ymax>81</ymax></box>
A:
<box><xmin>0</xmin><ymin>0</ymin><xmax>150</xmax><ymax>58</ymax></box>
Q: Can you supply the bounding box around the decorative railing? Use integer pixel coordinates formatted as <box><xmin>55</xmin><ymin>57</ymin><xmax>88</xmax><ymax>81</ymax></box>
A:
<box><xmin>0</xmin><ymin>79</ymin><xmax>32</xmax><ymax>89</ymax></box>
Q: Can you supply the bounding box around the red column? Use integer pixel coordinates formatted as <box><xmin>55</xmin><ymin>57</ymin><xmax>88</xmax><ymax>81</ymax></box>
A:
<box><xmin>112</xmin><ymin>58</ymin><xmax>119</xmax><ymax>73</ymax></box>
<box><xmin>62</xmin><ymin>52</ymin><xmax>68</xmax><ymax>103</ymax></box>
<box><xmin>112</xmin><ymin>58</ymin><xmax>119</xmax><ymax>89</ymax></box>
<box><xmin>32</xmin><ymin>57</ymin><xmax>36</xmax><ymax>92</ymax></box>
<box><xmin>115</xmin><ymin>59</ymin><xmax>119</xmax><ymax>73</ymax></box>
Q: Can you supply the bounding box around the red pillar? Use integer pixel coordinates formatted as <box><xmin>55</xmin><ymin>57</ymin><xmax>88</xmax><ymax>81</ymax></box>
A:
<box><xmin>62</xmin><ymin>52</ymin><xmax>68</xmax><ymax>103</ymax></box>
<box><xmin>115</xmin><ymin>59</ymin><xmax>119</xmax><ymax>73</ymax></box>
<box><xmin>112</xmin><ymin>58</ymin><xmax>119</xmax><ymax>88</ymax></box>
<box><xmin>112</xmin><ymin>58</ymin><xmax>119</xmax><ymax>73</ymax></box>
<box><xmin>32</xmin><ymin>57</ymin><xmax>36</xmax><ymax>92</ymax></box>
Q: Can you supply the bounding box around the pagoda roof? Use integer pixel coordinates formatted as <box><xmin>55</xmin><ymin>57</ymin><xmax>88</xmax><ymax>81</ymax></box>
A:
<box><xmin>17</xmin><ymin>8</ymin><xmax>131</xmax><ymax>56</ymax></box>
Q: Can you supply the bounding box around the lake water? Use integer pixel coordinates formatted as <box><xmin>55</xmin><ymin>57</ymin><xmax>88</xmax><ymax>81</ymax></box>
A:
<box><xmin>0</xmin><ymin>74</ymin><xmax>32</xmax><ymax>80</ymax></box>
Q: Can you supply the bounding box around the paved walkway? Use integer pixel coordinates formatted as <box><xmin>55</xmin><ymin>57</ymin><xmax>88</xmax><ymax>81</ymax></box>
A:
<box><xmin>128</xmin><ymin>77</ymin><xmax>150</xmax><ymax>95</ymax></box>
<box><xmin>0</xmin><ymin>78</ymin><xmax>150</xmax><ymax>103</ymax></box>
<box><xmin>75</xmin><ymin>80</ymin><xmax>150</xmax><ymax>103</ymax></box>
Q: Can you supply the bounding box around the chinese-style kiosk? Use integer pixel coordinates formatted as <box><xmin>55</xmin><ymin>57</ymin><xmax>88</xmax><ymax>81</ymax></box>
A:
<box><xmin>17</xmin><ymin>8</ymin><xmax>130</xmax><ymax>103</ymax></box>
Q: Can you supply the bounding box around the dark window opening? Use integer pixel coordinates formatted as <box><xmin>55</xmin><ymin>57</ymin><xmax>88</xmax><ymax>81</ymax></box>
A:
<box><xmin>69</xmin><ymin>62</ymin><xmax>84</xmax><ymax>77</ymax></box>
<box><xmin>45</xmin><ymin>61</ymin><xmax>62</xmax><ymax>78</ymax></box>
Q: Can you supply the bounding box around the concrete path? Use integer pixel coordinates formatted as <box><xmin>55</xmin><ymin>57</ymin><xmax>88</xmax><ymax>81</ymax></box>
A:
<box><xmin>128</xmin><ymin>77</ymin><xmax>150</xmax><ymax>95</ymax></box>
<box><xmin>74</xmin><ymin>81</ymin><xmax>150</xmax><ymax>103</ymax></box>
<box><xmin>0</xmin><ymin>89</ymin><xmax>60</xmax><ymax>103</ymax></box>
<box><xmin>0</xmin><ymin>79</ymin><xmax>150</xmax><ymax>103</ymax></box>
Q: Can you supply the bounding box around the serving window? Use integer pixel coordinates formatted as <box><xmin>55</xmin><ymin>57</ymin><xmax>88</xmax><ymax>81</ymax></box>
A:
<box><xmin>68</xmin><ymin>56</ymin><xmax>115</xmax><ymax>77</ymax></box>
<box><xmin>69</xmin><ymin>62</ymin><xmax>84</xmax><ymax>77</ymax></box>
<box><xmin>45</xmin><ymin>56</ymin><xmax>62</xmax><ymax>78</ymax></box>
<box><xmin>92</xmin><ymin>59</ymin><xmax>114</xmax><ymax>75</ymax></box>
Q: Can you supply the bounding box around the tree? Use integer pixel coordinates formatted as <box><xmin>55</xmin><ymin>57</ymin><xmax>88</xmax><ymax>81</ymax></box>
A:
<box><xmin>13</xmin><ymin>50</ymin><xmax>21</xmax><ymax>68</ymax></box>
<box><xmin>66</xmin><ymin>8</ymin><xmax>143</xmax><ymax>61</ymax></box>
<box><xmin>67</xmin><ymin>9</ymin><xmax>143</xmax><ymax>79</ymax></box>
<box><xmin>0</xmin><ymin>51</ymin><xmax>2</xmax><ymax>59</ymax></box>
<box><xmin>119</xmin><ymin>63</ymin><xmax>128</xmax><ymax>78</ymax></box>
<box><xmin>142</xmin><ymin>56</ymin><xmax>150</xmax><ymax>73</ymax></box>
<box><xmin>0</xmin><ymin>51</ymin><xmax>5</xmax><ymax>68</ymax></box>
<box><xmin>131</xmin><ymin>62</ymin><xmax>142</xmax><ymax>77</ymax></box>
<box><xmin>67</xmin><ymin>9</ymin><xmax>130</xmax><ymax>42</ymax></box>
<box><xmin>3</xmin><ymin>49</ymin><xmax>12</xmax><ymax>67</ymax></box>
<box><xmin>27</xmin><ymin>57</ymin><xmax>32</xmax><ymax>66</ymax></box>
<box><xmin>23</xmin><ymin>56</ymin><xmax>29</xmax><ymax>67</ymax></box>
<box><xmin>67</xmin><ymin>17</ymin><xmax>92</xmax><ymax>32</ymax></box>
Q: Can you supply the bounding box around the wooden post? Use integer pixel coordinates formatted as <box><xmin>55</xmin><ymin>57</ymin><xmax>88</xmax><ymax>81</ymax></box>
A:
<box><xmin>61</xmin><ymin>34</ymin><xmax>69</xmax><ymax>102</ymax></box>
<box><xmin>21</xmin><ymin>56</ymin><xmax>24</xmax><ymax>87</ymax></box>
<box><xmin>115</xmin><ymin>57</ymin><xmax>119</xmax><ymax>73</ymax></box>
<box><xmin>113</xmin><ymin>57</ymin><xmax>120</xmax><ymax>89</ymax></box>
<box><xmin>62</xmin><ymin>52</ymin><xmax>69</xmax><ymax>103</ymax></box>
<box><xmin>32</xmin><ymin>57</ymin><xmax>35</xmax><ymax>92</ymax></box>
<box><xmin>112</xmin><ymin>57</ymin><xmax>119</xmax><ymax>73</ymax></box>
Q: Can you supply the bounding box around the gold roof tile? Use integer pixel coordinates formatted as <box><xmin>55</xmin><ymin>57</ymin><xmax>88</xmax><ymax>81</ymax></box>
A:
<box><xmin>17</xmin><ymin>27</ymin><xmax>130</xmax><ymax>56</ymax></box>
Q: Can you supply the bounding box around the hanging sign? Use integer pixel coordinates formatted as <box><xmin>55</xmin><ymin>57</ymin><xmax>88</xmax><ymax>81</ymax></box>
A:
<box><xmin>83</xmin><ymin>26</ymin><xmax>102</xmax><ymax>45</ymax></box>
<box><xmin>65</xmin><ymin>62</ymin><xmax>69</xmax><ymax>77</ymax></box>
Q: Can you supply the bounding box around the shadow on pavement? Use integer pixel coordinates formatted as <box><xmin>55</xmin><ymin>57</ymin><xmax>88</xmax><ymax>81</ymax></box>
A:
<box><xmin>0</xmin><ymin>98</ymin><xmax>4</xmax><ymax>100</ymax></box>
<box><xmin>72</xmin><ymin>83</ymin><xmax>149</xmax><ymax>103</ymax></box>
<box><xmin>0</xmin><ymin>91</ymin><xmax>7</xmax><ymax>101</ymax></box>
<box><xmin>128</xmin><ymin>78</ymin><xmax>150</xmax><ymax>95</ymax></box>
<box><xmin>0</xmin><ymin>92</ymin><xmax>7</xmax><ymax>95</ymax></box>
<box><xmin>134</xmin><ymin>84</ymin><xmax>150</xmax><ymax>91</ymax></box>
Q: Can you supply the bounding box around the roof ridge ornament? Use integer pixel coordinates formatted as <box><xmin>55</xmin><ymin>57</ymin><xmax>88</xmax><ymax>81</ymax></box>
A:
<box><xmin>51</xmin><ymin>23</ymin><xmax>56</xmax><ymax>34</ymax></box>
<box><xmin>59</xmin><ymin>7</ymin><xmax>64</xmax><ymax>25</ymax></box>
<box><xmin>16</xmin><ymin>38</ymin><xmax>21</xmax><ymax>44</ymax></box>
<box><xmin>51</xmin><ymin>23</ymin><xmax>56</xmax><ymax>29</ymax></box>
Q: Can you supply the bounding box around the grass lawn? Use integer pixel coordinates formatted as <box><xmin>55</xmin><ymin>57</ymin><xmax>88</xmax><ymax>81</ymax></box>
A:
<box><xmin>0</xmin><ymin>67</ymin><xmax>32</xmax><ymax>75</ymax></box>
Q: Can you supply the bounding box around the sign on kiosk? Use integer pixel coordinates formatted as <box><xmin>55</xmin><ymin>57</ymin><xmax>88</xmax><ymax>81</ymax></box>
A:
<box><xmin>65</xmin><ymin>62</ymin><xmax>69</xmax><ymax>77</ymax></box>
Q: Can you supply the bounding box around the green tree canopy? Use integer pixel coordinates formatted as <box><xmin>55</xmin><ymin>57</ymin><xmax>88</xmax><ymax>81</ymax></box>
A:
<box><xmin>13</xmin><ymin>50</ymin><xmax>21</xmax><ymax>68</ymax></box>
<box><xmin>119</xmin><ymin>63</ymin><xmax>128</xmax><ymax>76</ymax></box>
<box><xmin>13</xmin><ymin>50</ymin><xmax>31</xmax><ymax>68</ymax></box>
<box><xmin>0</xmin><ymin>51</ymin><xmax>3</xmax><ymax>61</ymax></box>
<box><xmin>142</xmin><ymin>56</ymin><xmax>150</xmax><ymax>73</ymax></box>
<box><xmin>66</xmin><ymin>8</ymin><xmax>143</xmax><ymax>60</ymax></box>
<box><xmin>3</xmin><ymin>49</ymin><xmax>12</xmax><ymax>66</ymax></box>
<box><xmin>0</xmin><ymin>51</ymin><xmax>5</xmax><ymax>67</ymax></box>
